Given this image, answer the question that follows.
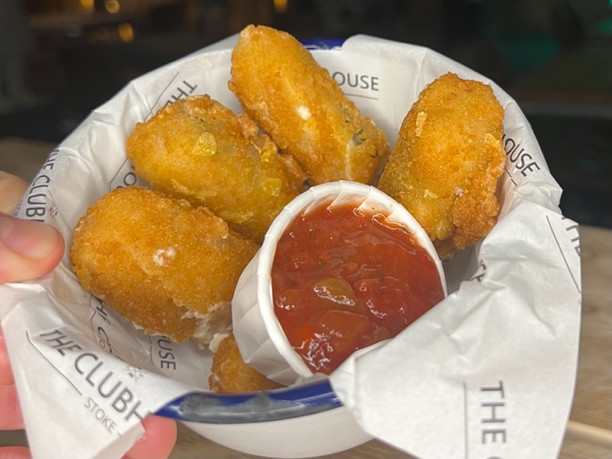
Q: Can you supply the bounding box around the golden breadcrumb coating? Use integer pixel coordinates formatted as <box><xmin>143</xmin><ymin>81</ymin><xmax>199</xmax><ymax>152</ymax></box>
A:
<box><xmin>70</xmin><ymin>186</ymin><xmax>259</xmax><ymax>343</ymax></box>
<box><xmin>378</xmin><ymin>73</ymin><xmax>505</xmax><ymax>259</ymax></box>
<box><xmin>229</xmin><ymin>25</ymin><xmax>389</xmax><ymax>185</ymax></box>
<box><xmin>126</xmin><ymin>94</ymin><xmax>306</xmax><ymax>243</ymax></box>
<box><xmin>209</xmin><ymin>333</ymin><xmax>284</xmax><ymax>393</ymax></box>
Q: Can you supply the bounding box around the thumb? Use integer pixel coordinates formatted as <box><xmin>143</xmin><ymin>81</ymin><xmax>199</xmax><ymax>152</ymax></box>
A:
<box><xmin>0</xmin><ymin>212</ymin><xmax>65</xmax><ymax>283</ymax></box>
<box><xmin>0</xmin><ymin>171</ymin><xmax>29</xmax><ymax>214</ymax></box>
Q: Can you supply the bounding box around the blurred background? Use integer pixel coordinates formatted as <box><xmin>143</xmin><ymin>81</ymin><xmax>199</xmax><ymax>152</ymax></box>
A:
<box><xmin>0</xmin><ymin>0</ymin><xmax>610</xmax><ymax>227</ymax></box>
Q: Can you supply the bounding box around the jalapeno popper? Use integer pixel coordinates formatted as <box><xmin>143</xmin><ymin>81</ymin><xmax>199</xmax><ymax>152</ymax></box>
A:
<box><xmin>70</xmin><ymin>186</ymin><xmax>259</xmax><ymax>343</ymax></box>
<box><xmin>127</xmin><ymin>94</ymin><xmax>306</xmax><ymax>243</ymax></box>
<box><xmin>229</xmin><ymin>25</ymin><xmax>389</xmax><ymax>186</ymax></box>
<box><xmin>378</xmin><ymin>72</ymin><xmax>506</xmax><ymax>259</ymax></box>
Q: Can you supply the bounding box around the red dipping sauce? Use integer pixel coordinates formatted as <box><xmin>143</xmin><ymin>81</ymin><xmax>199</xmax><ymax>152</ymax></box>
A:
<box><xmin>271</xmin><ymin>200</ymin><xmax>445</xmax><ymax>375</ymax></box>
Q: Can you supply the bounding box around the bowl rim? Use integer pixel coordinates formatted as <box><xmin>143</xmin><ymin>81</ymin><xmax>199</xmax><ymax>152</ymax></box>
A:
<box><xmin>155</xmin><ymin>378</ymin><xmax>341</xmax><ymax>424</ymax></box>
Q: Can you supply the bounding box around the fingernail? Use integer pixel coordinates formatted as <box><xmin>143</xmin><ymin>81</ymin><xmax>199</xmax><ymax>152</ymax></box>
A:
<box><xmin>0</xmin><ymin>212</ymin><xmax>62</xmax><ymax>260</ymax></box>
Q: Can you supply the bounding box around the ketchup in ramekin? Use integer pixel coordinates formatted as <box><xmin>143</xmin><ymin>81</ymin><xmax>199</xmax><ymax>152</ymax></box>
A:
<box><xmin>232</xmin><ymin>181</ymin><xmax>446</xmax><ymax>385</ymax></box>
<box><xmin>271</xmin><ymin>197</ymin><xmax>445</xmax><ymax>375</ymax></box>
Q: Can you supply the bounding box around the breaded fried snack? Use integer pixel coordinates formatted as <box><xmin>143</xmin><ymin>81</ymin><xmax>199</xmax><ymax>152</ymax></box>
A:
<box><xmin>229</xmin><ymin>25</ymin><xmax>389</xmax><ymax>185</ymax></box>
<box><xmin>70</xmin><ymin>186</ymin><xmax>259</xmax><ymax>343</ymax></box>
<box><xmin>209</xmin><ymin>333</ymin><xmax>283</xmax><ymax>393</ymax></box>
<box><xmin>378</xmin><ymin>73</ymin><xmax>505</xmax><ymax>259</ymax></box>
<box><xmin>126</xmin><ymin>94</ymin><xmax>306</xmax><ymax>243</ymax></box>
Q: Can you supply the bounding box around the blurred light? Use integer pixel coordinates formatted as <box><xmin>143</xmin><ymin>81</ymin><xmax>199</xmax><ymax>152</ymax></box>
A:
<box><xmin>274</xmin><ymin>0</ymin><xmax>288</xmax><ymax>14</ymax></box>
<box><xmin>105</xmin><ymin>0</ymin><xmax>121</xmax><ymax>14</ymax></box>
<box><xmin>80</xmin><ymin>0</ymin><xmax>94</xmax><ymax>13</ymax></box>
<box><xmin>118</xmin><ymin>22</ymin><xmax>134</xmax><ymax>43</ymax></box>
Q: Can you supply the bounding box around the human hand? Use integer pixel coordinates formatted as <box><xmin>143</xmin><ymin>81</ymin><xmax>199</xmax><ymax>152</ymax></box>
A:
<box><xmin>0</xmin><ymin>171</ymin><xmax>177</xmax><ymax>458</ymax></box>
<box><xmin>0</xmin><ymin>171</ymin><xmax>65</xmax><ymax>283</ymax></box>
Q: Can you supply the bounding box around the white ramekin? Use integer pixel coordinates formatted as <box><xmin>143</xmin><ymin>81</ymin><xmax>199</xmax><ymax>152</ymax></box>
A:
<box><xmin>231</xmin><ymin>180</ymin><xmax>447</xmax><ymax>386</ymax></box>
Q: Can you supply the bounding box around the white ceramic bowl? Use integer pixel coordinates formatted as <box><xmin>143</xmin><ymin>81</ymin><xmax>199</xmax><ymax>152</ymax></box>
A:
<box><xmin>232</xmin><ymin>180</ymin><xmax>447</xmax><ymax>387</ymax></box>
<box><xmin>17</xmin><ymin>32</ymin><xmax>538</xmax><ymax>458</ymax></box>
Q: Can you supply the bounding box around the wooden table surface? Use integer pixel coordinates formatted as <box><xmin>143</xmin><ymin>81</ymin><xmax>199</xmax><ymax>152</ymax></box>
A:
<box><xmin>1</xmin><ymin>139</ymin><xmax>611</xmax><ymax>458</ymax></box>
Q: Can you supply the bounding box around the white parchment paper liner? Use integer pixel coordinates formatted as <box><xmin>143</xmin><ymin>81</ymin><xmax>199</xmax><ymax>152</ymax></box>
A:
<box><xmin>0</xmin><ymin>33</ymin><xmax>581</xmax><ymax>459</ymax></box>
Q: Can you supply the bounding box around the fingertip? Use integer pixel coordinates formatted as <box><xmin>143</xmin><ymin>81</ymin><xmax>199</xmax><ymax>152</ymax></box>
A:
<box><xmin>0</xmin><ymin>213</ymin><xmax>65</xmax><ymax>283</ymax></box>
<box><xmin>0</xmin><ymin>382</ymin><xmax>24</xmax><ymax>430</ymax></box>
<box><xmin>0</xmin><ymin>328</ymin><xmax>15</xmax><ymax>386</ymax></box>
<box><xmin>123</xmin><ymin>415</ymin><xmax>177</xmax><ymax>459</ymax></box>
<box><xmin>0</xmin><ymin>446</ymin><xmax>31</xmax><ymax>458</ymax></box>
<box><xmin>0</xmin><ymin>171</ymin><xmax>29</xmax><ymax>214</ymax></box>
